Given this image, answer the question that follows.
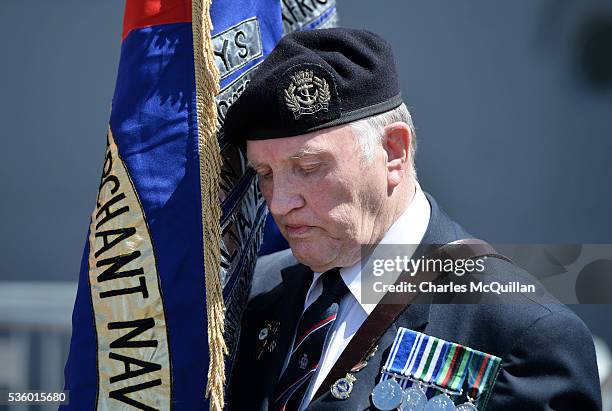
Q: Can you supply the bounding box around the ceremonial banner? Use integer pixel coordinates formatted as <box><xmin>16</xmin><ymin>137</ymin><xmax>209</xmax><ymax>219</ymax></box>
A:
<box><xmin>63</xmin><ymin>1</ymin><xmax>337</xmax><ymax>410</ymax></box>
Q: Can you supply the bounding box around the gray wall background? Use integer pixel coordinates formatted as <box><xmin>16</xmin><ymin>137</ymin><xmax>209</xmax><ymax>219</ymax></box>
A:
<box><xmin>0</xmin><ymin>1</ymin><xmax>610</xmax><ymax>336</ymax></box>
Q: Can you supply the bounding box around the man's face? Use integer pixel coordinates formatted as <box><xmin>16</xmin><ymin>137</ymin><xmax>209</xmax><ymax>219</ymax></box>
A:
<box><xmin>247</xmin><ymin>125</ymin><xmax>388</xmax><ymax>272</ymax></box>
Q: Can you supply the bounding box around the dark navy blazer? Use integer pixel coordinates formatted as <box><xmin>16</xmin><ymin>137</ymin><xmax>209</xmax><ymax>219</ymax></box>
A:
<box><xmin>227</xmin><ymin>195</ymin><xmax>602</xmax><ymax>410</ymax></box>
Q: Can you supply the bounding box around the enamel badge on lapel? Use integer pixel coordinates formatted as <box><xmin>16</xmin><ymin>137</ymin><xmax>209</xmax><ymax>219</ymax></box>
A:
<box><xmin>372</xmin><ymin>328</ymin><xmax>502</xmax><ymax>411</ymax></box>
<box><xmin>331</xmin><ymin>373</ymin><xmax>356</xmax><ymax>400</ymax></box>
<box><xmin>330</xmin><ymin>344</ymin><xmax>379</xmax><ymax>400</ymax></box>
<box><xmin>256</xmin><ymin>320</ymin><xmax>280</xmax><ymax>359</ymax></box>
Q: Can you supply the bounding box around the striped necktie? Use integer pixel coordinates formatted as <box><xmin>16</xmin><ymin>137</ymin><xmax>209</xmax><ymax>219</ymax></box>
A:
<box><xmin>272</xmin><ymin>268</ymin><xmax>349</xmax><ymax>411</ymax></box>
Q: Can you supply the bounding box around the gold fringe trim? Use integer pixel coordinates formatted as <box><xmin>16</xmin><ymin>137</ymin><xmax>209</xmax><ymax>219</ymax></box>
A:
<box><xmin>192</xmin><ymin>0</ymin><xmax>226</xmax><ymax>410</ymax></box>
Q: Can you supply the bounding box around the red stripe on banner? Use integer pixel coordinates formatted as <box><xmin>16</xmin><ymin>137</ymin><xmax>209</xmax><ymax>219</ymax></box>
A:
<box><xmin>122</xmin><ymin>0</ymin><xmax>192</xmax><ymax>40</ymax></box>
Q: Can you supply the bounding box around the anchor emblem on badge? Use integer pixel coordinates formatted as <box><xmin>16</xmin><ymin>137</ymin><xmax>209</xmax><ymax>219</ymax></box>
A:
<box><xmin>296</xmin><ymin>80</ymin><xmax>317</xmax><ymax>106</ymax></box>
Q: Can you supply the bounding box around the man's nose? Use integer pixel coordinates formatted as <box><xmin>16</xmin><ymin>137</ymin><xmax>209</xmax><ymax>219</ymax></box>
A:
<box><xmin>267</xmin><ymin>175</ymin><xmax>305</xmax><ymax>216</ymax></box>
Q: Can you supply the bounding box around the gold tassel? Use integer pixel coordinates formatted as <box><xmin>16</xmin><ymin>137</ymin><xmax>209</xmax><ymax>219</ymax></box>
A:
<box><xmin>192</xmin><ymin>0</ymin><xmax>226</xmax><ymax>410</ymax></box>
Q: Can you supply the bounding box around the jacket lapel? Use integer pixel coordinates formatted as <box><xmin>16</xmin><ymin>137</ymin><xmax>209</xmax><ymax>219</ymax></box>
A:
<box><xmin>251</xmin><ymin>263</ymin><xmax>313</xmax><ymax>406</ymax></box>
<box><xmin>277</xmin><ymin>263</ymin><xmax>314</xmax><ymax>355</ymax></box>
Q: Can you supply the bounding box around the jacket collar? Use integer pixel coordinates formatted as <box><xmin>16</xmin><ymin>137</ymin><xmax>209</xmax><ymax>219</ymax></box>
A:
<box><xmin>280</xmin><ymin>262</ymin><xmax>314</xmax><ymax>300</ymax></box>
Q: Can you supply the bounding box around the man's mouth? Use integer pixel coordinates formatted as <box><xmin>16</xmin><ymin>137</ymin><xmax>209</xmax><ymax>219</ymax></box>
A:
<box><xmin>284</xmin><ymin>224</ymin><xmax>313</xmax><ymax>236</ymax></box>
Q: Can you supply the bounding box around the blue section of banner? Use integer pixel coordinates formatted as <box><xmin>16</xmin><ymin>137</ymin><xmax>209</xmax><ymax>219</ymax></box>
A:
<box><xmin>211</xmin><ymin>0</ymin><xmax>283</xmax><ymax>89</ymax></box>
<box><xmin>110</xmin><ymin>22</ymin><xmax>208</xmax><ymax>409</ymax></box>
<box><xmin>62</xmin><ymin>240</ymin><xmax>97</xmax><ymax>410</ymax></box>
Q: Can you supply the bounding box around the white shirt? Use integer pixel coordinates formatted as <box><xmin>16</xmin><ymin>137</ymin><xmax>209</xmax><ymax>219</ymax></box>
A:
<box><xmin>298</xmin><ymin>184</ymin><xmax>431</xmax><ymax>409</ymax></box>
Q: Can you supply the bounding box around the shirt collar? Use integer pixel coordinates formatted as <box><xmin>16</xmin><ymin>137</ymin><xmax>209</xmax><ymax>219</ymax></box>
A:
<box><xmin>311</xmin><ymin>183</ymin><xmax>431</xmax><ymax>315</ymax></box>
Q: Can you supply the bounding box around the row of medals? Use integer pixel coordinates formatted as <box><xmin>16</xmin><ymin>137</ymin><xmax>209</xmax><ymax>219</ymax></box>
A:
<box><xmin>329</xmin><ymin>346</ymin><xmax>478</xmax><ymax>411</ymax></box>
<box><xmin>370</xmin><ymin>378</ymin><xmax>477</xmax><ymax>411</ymax></box>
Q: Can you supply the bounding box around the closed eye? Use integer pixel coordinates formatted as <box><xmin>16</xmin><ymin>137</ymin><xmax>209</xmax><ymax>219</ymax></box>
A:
<box><xmin>300</xmin><ymin>165</ymin><xmax>319</xmax><ymax>175</ymax></box>
<box><xmin>296</xmin><ymin>162</ymin><xmax>323</xmax><ymax>176</ymax></box>
<box><xmin>255</xmin><ymin>168</ymin><xmax>273</xmax><ymax>181</ymax></box>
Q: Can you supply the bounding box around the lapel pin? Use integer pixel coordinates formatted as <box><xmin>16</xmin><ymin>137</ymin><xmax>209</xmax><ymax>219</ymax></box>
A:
<box><xmin>258</xmin><ymin>327</ymin><xmax>269</xmax><ymax>340</ymax></box>
<box><xmin>330</xmin><ymin>343</ymin><xmax>379</xmax><ymax>400</ymax></box>
<box><xmin>331</xmin><ymin>373</ymin><xmax>357</xmax><ymax>400</ymax></box>
<box><xmin>256</xmin><ymin>320</ymin><xmax>280</xmax><ymax>359</ymax></box>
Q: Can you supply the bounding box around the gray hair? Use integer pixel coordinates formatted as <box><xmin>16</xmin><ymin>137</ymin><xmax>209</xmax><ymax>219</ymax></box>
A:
<box><xmin>350</xmin><ymin>103</ymin><xmax>417</xmax><ymax>178</ymax></box>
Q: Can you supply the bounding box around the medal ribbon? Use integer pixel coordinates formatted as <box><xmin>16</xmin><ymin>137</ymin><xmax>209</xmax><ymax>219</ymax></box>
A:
<box><xmin>381</xmin><ymin>328</ymin><xmax>472</xmax><ymax>393</ymax></box>
<box><xmin>465</xmin><ymin>349</ymin><xmax>502</xmax><ymax>407</ymax></box>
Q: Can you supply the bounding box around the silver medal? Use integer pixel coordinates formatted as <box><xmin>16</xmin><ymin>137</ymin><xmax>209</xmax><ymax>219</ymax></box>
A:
<box><xmin>371</xmin><ymin>379</ymin><xmax>404</xmax><ymax>410</ymax></box>
<box><xmin>455</xmin><ymin>402</ymin><xmax>478</xmax><ymax>411</ymax></box>
<box><xmin>424</xmin><ymin>393</ymin><xmax>455</xmax><ymax>411</ymax></box>
<box><xmin>400</xmin><ymin>385</ymin><xmax>427</xmax><ymax>411</ymax></box>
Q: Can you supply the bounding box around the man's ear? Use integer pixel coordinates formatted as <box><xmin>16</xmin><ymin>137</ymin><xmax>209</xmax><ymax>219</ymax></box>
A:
<box><xmin>383</xmin><ymin>122</ymin><xmax>411</xmax><ymax>189</ymax></box>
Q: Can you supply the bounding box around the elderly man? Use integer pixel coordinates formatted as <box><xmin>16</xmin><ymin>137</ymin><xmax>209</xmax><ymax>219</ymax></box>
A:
<box><xmin>224</xmin><ymin>28</ymin><xmax>601</xmax><ymax>410</ymax></box>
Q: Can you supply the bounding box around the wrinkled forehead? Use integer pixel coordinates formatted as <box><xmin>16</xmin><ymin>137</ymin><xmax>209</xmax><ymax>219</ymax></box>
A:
<box><xmin>246</xmin><ymin>123</ymin><xmax>356</xmax><ymax>167</ymax></box>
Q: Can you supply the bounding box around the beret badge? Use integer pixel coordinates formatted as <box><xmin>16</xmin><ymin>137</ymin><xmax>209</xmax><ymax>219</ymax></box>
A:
<box><xmin>283</xmin><ymin>69</ymin><xmax>331</xmax><ymax>119</ymax></box>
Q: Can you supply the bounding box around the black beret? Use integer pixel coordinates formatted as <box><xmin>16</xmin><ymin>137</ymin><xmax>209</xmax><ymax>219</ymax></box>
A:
<box><xmin>223</xmin><ymin>28</ymin><xmax>402</xmax><ymax>144</ymax></box>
